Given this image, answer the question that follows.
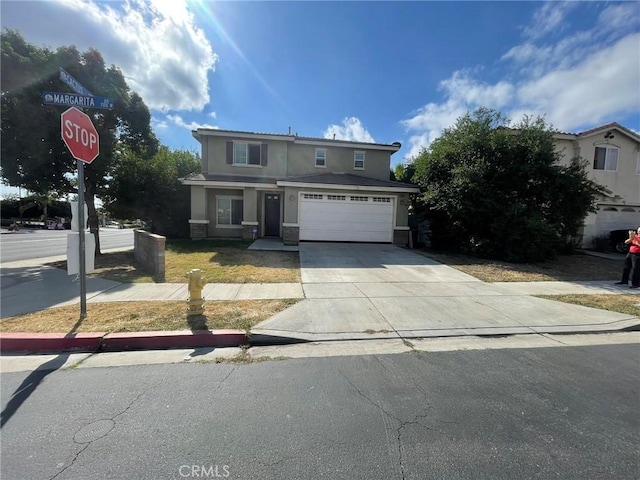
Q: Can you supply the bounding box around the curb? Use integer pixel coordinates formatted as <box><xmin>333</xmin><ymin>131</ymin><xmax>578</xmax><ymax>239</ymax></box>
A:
<box><xmin>0</xmin><ymin>332</ymin><xmax>105</xmax><ymax>353</ymax></box>
<box><xmin>0</xmin><ymin>330</ymin><xmax>248</xmax><ymax>354</ymax></box>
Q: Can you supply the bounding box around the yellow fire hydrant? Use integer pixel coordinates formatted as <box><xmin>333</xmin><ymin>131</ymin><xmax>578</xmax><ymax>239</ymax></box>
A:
<box><xmin>186</xmin><ymin>269</ymin><xmax>207</xmax><ymax>316</ymax></box>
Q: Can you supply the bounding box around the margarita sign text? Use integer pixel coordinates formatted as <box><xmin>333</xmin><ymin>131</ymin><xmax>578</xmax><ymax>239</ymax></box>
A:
<box><xmin>43</xmin><ymin>91</ymin><xmax>114</xmax><ymax>110</ymax></box>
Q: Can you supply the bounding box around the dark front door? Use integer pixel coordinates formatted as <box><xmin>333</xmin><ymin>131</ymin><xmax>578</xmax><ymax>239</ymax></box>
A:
<box><xmin>265</xmin><ymin>194</ymin><xmax>281</xmax><ymax>236</ymax></box>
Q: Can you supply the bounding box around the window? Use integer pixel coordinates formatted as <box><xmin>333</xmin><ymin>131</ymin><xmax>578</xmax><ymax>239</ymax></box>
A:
<box><xmin>327</xmin><ymin>195</ymin><xmax>346</xmax><ymax>201</ymax></box>
<box><xmin>350</xmin><ymin>196</ymin><xmax>368</xmax><ymax>202</ymax></box>
<box><xmin>303</xmin><ymin>194</ymin><xmax>323</xmax><ymax>200</ymax></box>
<box><xmin>217</xmin><ymin>197</ymin><xmax>243</xmax><ymax>226</ymax></box>
<box><xmin>315</xmin><ymin>148</ymin><xmax>326</xmax><ymax>167</ymax></box>
<box><xmin>234</xmin><ymin>142</ymin><xmax>261</xmax><ymax>166</ymax></box>
<box><xmin>354</xmin><ymin>151</ymin><xmax>365</xmax><ymax>170</ymax></box>
<box><xmin>372</xmin><ymin>197</ymin><xmax>391</xmax><ymax>203</ymax></box>
<box><xmin>593</xmin><ymin>146</ymin><xmax>618</xmax><ymax>171</ymax></box>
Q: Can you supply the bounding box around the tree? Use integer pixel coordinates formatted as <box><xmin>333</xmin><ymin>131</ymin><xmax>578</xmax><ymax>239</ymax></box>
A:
<box><xmin>105</xmin><ymin>146</ymin><xmax>200</xmax><ymax>238</ymax></box>
<box><xmin>412</xmin><ymin>108</ymin><xmax>606</xmax><ymax>262</ymax></box>
<box><xmin>1</xmin><ymin>30</ymin><xmax>158</xmax><ymax>253</ymax></box>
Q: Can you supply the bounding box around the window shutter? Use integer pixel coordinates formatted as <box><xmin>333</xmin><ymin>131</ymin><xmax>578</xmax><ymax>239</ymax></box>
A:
<box><xmin>226</xmin><ymin>141</ymin><xmax>233</xmax><ymax>164</ymax></box>
<box><xmin>261</xmin><ymin>143</ymin><xmax>268</xmax><ymax>166</ymax></box>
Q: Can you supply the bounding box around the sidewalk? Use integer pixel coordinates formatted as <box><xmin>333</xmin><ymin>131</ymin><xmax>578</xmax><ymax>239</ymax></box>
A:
<box><xmin>1</xmin><ymin>250</ymin><xmax>639</xmax><ymax>353</ymax></box>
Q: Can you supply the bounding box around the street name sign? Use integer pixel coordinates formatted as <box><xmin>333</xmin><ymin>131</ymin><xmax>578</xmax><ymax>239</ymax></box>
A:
<box><xmin>59</xmin><ymin>67</ymin><xmax>93</xmax><ymax>96</ymax></box>
<box><xmin>61</xmin><ymin>107</ymin><xmax>99</xmax><ymax>164</ymax></box>
<box><xmin>43</xmin><ymin>91</ymin><xmax>114</xmax><ymax>110</ymax></box>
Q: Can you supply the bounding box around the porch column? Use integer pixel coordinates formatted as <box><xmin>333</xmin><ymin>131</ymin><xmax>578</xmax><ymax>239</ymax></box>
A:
<box><xmin>189</xmin><ymin>186</ymin><xmax>209</xmax><ymax>239</ymax></box>
<box><xmin>241</xmin><ymin>187</ymin><xmax>259</xmax><ymax>240</ymax></box>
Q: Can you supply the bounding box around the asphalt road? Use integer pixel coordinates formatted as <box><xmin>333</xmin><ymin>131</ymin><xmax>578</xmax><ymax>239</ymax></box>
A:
<box><xmin>1</xmin><ymin>343</ymin><xmax>638</xmax><ymax>480</ymax></box>
<box><xmin>0</xmin><ymin>228</ymin><xmax>134</xmax><ymax>263</ymax></box>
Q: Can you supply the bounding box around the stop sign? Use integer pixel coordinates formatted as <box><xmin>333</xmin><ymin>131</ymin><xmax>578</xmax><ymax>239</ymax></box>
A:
<box><xmin>61</xmin><ymin>107</ymin><xmax>99</xmax><ymax>164</ymax></box>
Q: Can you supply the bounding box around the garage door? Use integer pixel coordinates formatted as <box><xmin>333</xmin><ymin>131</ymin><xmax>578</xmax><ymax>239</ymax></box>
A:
<box><xmin>299</xmin><ymin>193</ymin><xmax>394</xmax><ymax>242</ymax></box>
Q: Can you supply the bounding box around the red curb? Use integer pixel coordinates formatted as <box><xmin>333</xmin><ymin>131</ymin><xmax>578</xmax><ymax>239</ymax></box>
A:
<box><xmin>101</xmin><ymin>329</ymin><xmax>247</xmax><ymax>351</ymax></box>
<box><xmin>0</xmin><ymin>332</ymin><xmax>105</xmax><ymax>354</ymax></box>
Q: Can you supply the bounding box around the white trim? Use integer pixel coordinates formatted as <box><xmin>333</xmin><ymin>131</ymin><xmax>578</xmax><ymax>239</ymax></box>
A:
<box><xmin>394</xmin><ymin>226</ymin><xmax>410</xmax><ymax>231</ymax></box>
<box><xmin>277</xmin><ymin>181</ymin><xmax>419</xmax><ymax>193</ymax></box>
<box><xmin>189</xmin><ymin>219</ymin><xmax>210</xmax><ymax>224</ymax></box>
<box><xmin>294</xmin><ymin>138</ymin><xmax>400</xmax><ymax>151</ymax></box>
<box><xmin>282</xmin><ymin>223</ymin><xmax>299</xmax><ymax>227</ymax></box>
<box><xmin>241</xmin><ymin>221</ymin><xmax>259</xmax><ymax>226</ymax></box>
<box><xmin>183</xmin><ymin>180</ymin><xmax>278</xmax><ymax>189</ymax></box>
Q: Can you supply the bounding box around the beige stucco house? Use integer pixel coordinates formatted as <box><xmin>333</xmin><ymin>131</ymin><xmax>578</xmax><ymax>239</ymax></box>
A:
<box><xmin>182</xmin><ymin>129</ymin><xmax>418</xmax><ymax>245</ymax></box>
<box><xmin>554</xmin><ymin>122</ymin><xmax>640</xmax><ymax>248</ymax></box>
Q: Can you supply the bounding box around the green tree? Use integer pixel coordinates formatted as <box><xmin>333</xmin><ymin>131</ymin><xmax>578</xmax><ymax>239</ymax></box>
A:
<box><xmin>105</xmin><ymin>146</ymin><xmax>200</xmax><ymax>238</ymax></box>
<box><xmin>412</xmin><ymin>108</ymin><xmax>606</xmax><ymax>262</ymax></box>
<box><xmin>0</xmin><ymin>29</ymin><xmax>158</xmax><ymax>253</ymax></box>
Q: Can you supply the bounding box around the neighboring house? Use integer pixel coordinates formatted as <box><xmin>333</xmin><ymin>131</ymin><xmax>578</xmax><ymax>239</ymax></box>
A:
<box><xmin>554</xmin><ymin>122</ymin><xmax>640</xmax><ymax>248</ymax></box>
<box><xmin>182</xmin><ymin>129</ymin><xmax>419</xmax><ymax>245</ymax></box>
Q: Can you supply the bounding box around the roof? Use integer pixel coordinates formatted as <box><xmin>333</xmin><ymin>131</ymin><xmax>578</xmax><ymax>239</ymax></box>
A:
<box><xmin>192</xmin><ymin>128</ymin><xmax>402</xmax><ymax>152</ymax></box>
<box><xmin>554</xmin><ymin>122</ymin><xmax>640</xmax><ymax>142</ymax></box>
<box><xmin>181</xmin><ymin>172</ymin><xmax>419</xmax><ymax>192</ymax></box>
<box><xmin>281</xmin><ymin>172</ymin><xmax>416</xmax><ymax>189</ymax></box>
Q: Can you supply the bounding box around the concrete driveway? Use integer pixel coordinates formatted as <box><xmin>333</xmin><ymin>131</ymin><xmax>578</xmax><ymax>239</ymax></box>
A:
<box><xmin>252</xmin><ymin>243</ymin><xmax>638</xmax><ymax>341</ymax></box>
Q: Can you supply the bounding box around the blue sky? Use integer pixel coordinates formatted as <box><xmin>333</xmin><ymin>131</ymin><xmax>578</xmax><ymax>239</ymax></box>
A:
<box><xmin>1</xmin><ymin>0</ymin><xmax>639</xmax><ymax>196</ymax></box>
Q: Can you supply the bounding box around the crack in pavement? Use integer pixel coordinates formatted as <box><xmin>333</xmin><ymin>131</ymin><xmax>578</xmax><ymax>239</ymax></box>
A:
<box><xmin>47</xmin><ymin>375</ymin><xmax>166</xmax><ymax>480</ymax></box>
<box><xmin>339</xmin><ymin>367</ymin><xmax>439</xmax><ymax>480</ymax></box>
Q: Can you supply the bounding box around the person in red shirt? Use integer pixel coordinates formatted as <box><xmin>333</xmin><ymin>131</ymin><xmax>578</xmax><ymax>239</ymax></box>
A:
<box><xmin>616</xmin><ymin>226</ymin><xmax>640</xmax><ymax>288</ymax></box>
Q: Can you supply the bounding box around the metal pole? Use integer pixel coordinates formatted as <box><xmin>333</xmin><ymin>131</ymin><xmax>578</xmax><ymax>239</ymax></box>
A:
<box><xmin>77</xmin><ymin>160</ymin><xmax>87</xmax><ymax>318</ymax></box>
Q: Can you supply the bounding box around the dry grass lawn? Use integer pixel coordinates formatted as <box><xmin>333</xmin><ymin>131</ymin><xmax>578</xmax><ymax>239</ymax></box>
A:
<box><xmin>537</xmin><ymin>294</ymin><xmax>640</xmax><ymax>318</ymax></box>
<box><xmin>49</xmin><ymin>239</ymin><xmax>300</xmax><ymax>284</ymax></box>
<box><xmin>0</xmin><ymin>299</ymin><xmax>298</xmax><ymax>334</ymax></box>
<box><xmin>417</xmin><ymin>250</ymin><xmax>622</xmax><ymax>282</ymax></box>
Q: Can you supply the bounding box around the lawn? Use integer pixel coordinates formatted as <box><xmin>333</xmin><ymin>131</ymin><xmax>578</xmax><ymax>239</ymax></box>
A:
<box><xmin>537</xmin><ymin>294</ymin><xmax>640</xmax><ymax>318</ymax></box>
<box><xmin>0</xmin><ymin>299</ymin><xmax>298</xmax><ymax>334</ymax></box>
<box><xmin>417</xmin><ymin>249</ymin><xmax>622</xmax><ymax>282</ymax></box>
<box><xmin>50</xmin><ymin>239</ymin><xmax>301</xmax><ymax>284</ymax></box>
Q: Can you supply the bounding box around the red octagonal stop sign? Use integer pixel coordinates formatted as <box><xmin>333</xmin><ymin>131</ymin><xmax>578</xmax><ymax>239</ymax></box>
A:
<box><xmin>61</xmin><ymin>107</ymin><xmax>99</xmax><ymax>164</ymax></box>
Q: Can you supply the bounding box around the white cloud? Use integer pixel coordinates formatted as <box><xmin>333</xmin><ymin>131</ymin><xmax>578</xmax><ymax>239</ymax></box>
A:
<box><xmin>523</xmin><ymin>2</ymin><xmax>577</xmax><ymax>41</ymax></box>
<box><xmin>1</xmin><ymin>0</ymin><xmax>218</xmax><ymax>111</ymax></box>
<box><xmin>323</xmin><ymin>117</ymin><xmax>375</xmax><ymax>143</ymax></box>
<box><xmin>208</xmin><ymin>112</ymin><xmax>217</xmax><ymax>119</ymax></box>
<box><xmin>166</xmin><ymin>115</ymin><xmax>217</xmax><ymax>131</ymax></box>
<box><xmin>401</xmin><ymin>3</ymin><xmax>640</xmax><ymax>160</ymax></box>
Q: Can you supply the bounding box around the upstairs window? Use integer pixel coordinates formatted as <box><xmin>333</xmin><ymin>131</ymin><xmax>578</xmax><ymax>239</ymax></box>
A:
<box><xmin>593</xmin><ymin>146</ymin><xmax>618</xmax><ymax>171</ymax></box>
<box><xmin>233</xmin><ymin>142</ymin><xmax>262</xmax><ymax>166</ymax></box>
<box><xmin>315</xmin><ymin>148</ymin><xmax>326</xmax><ymax>167</ymax></box>
<box><xmin>354</xmin><ymin>151</ymin><xmax>365</xmax><ymax>170</ymax></box>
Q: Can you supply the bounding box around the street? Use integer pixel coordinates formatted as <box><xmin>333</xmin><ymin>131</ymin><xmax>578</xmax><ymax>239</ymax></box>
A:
<box><xmin>0</xmin><ymin>228</ymin><xmax>134</xmax><ymax>263</ymax></box>
<box><xmin>1</xmin><ymin>342</ymin><xmax>638</xmax><ymax>479</ymax></box>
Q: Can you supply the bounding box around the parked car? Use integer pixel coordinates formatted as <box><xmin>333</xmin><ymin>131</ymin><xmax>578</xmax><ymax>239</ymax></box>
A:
<box><xmin>609</xmin><ymin>229</ymin><xmax>633</xmax><ymax>253</ymax></box>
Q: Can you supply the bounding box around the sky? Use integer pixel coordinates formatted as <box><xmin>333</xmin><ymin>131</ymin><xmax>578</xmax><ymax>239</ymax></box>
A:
<box><xmin>1</xmin><ymin>0</ymin><xmax>639</xmax><ymax>198</ymax></box>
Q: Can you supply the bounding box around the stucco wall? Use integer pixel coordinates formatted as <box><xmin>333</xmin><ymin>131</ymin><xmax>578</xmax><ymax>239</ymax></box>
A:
<box><xmin>190</xmin><ymin>186</ymin><xmax>207</xmax><ymax>219</ymax></box>
<box><xmin>286</xmin><ymin>143</ymin><xmax>392</xmax><ymax>180</ymax></box>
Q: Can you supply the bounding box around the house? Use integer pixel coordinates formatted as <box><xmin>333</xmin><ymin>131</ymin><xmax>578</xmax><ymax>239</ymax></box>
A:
<box><xmin>182</xmin><ymin>129</ymin><xmax>419</xmax><ymax>245</ymax></box>
<box><xmin>553</xmin><ymin>122</ymin><xmax>640</xmax><ymax>248</ymax></box>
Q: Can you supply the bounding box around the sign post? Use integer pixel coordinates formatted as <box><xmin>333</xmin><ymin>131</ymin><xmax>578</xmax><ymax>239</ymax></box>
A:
<box><xmin>61</xmin><ymin>106</ymin><xmax>100</xmax><ymax>318</ymax></box>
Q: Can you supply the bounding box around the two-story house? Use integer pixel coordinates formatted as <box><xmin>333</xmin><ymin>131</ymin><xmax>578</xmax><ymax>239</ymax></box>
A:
<box><xmin>554</xmin><ymin>122</ymin><xmax>640</xmax><ymax>248</ymax></box>
<box><xmin>182</xmin><ymin>129</ymin><xmax>419</xmax><ymax>245</ymax></box>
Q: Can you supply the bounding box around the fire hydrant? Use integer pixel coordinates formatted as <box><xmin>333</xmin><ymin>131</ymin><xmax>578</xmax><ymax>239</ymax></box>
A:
<box><xmin>186</xmin><ymin>269</ymin><xmax>206</xmax><ymax>316</ymax></box>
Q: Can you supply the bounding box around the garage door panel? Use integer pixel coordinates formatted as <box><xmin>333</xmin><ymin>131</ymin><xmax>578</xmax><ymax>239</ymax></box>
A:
<box><xmin>299</xmin><ymin>194</ymin><xmax>394</xmax><ymax>242</ymax></box>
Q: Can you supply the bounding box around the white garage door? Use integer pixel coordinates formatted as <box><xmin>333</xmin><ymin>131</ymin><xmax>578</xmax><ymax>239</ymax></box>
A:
<box><xmin>299</xmin><ymin>193</ymin><xmax>394</xmax><ymax>242</ymax></box>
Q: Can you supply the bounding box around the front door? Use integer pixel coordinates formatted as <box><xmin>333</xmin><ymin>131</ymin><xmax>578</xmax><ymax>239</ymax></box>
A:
<box><xmin>265</xmin><ymin>193</ymin><xmax>281</xmax><ymax>236</ymax></box>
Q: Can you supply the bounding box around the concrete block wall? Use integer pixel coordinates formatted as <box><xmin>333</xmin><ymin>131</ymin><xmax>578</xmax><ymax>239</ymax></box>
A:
<box><xmin>134</xmin><ymin>230</ymin><xmax>166</xmax><ymax>281</ymax></box>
